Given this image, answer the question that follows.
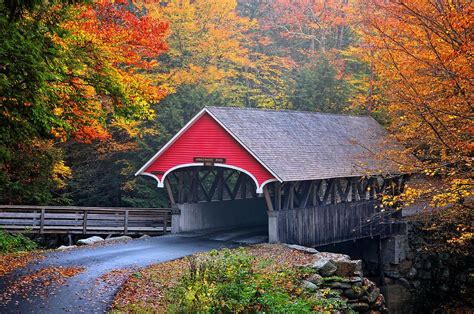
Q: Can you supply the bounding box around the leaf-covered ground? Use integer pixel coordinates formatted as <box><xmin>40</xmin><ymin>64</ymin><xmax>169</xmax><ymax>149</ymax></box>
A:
<box><xmin>0</xmin><ymin>252</ymin><xmax>45</xmax><ymax>278</ymax></box>
<box><xmin>111</xmin><ymin>243</ymin><xmax>315</xmax><ymax>312</ymax></box>
<box><xmin>0</xmin><ymin>265</ymin><xmax>85</xmax><ymax>306</ymax></box>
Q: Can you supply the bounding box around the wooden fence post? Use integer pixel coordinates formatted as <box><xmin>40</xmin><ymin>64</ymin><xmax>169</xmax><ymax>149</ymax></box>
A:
<box><xmin>124</xmin><ymin>210</ymin><xmax>129</xmax><ymax>235</ymax></box>
<box><xmin>83</xmin><ymin>210</ymin><xmax>88</xmax><ymax>234</ymax></box>
<box><xmin>40</xmin><ymin>208</ymin><xmax>45</xmax><ymax>234</ymax></box>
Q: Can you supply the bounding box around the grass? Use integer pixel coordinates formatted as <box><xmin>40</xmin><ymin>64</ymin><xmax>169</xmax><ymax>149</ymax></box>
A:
<box><xmin>112</xmin><ymin>244</ymin><xmax>353</xmax><ymax>313</ymax></box>
<box><xmin>0</xmin><ymin>229</ymin><xmax>37</xmax><ymax>254</ymax></box>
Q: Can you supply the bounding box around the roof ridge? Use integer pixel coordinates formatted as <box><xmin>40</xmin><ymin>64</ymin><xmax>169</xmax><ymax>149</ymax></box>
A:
<box><xmin>205</xmin><ymin>106</ymin><xmax>372</xmax><ymax>118</ymax></box>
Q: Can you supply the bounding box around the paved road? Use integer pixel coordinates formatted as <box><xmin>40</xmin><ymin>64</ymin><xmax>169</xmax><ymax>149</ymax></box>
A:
<box><xmin>0</xmin><ymin>227</ymin><xmax>267</xmax><ymax>314</ymax></box>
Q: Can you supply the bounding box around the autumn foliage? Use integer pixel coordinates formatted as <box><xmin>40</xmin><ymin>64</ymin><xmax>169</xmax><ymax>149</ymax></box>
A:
<box><xmin>0</xmin><ymin>0</ymin><xmax>169</xmax><ymax>203</ymax></box>
<box><xmin>55</xmin><ymin>1</ymin><xmax>169</xmax><ymax>143</ymax></box>
<box><xmin>353</xmin><ymin>0</ymin><xmax>473</xmax><ymax>253</ymax></box>
<box><xmin>0</xmin><ymin>0</ymin><xmax>472</xmax><ymax>255</ymax></box>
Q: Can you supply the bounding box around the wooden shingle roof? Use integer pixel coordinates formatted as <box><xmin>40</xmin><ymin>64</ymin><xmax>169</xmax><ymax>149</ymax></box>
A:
<box><xmin>206</xmin><ymin>107</ymin><xmax>411</xmax><ymax>182</ymax></box>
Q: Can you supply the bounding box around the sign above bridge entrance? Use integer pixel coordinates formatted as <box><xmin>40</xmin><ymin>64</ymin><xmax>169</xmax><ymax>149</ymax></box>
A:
<box><xmin>193</xmin><ymin>157</ymin><xmax>226</xmax><ymax>166</ymax></box>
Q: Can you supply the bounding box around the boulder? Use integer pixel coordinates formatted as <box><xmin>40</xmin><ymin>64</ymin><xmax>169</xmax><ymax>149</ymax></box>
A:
<box><xmin>139</xmin><ymin>234</ymin><xmax>151</xmax><ymax>239</ymax></box>
<box><xmin>327</xmin><ymin>282</ymin><xmax>352</xmax><ymax>290</ymax></box>
<box><xmin>57</xmin><ymin>245</ymin><xmax>76</xmax><ymax>250</ymax></box>
<box><xmin>343</xmin><ymin>286</ymin><xmax>364</xmax><ymax>299</ymax></box>
<box><xmin>374</xmin><ymin>294</ymin><xmax>385</xmax><ymax>307</ymax></box>
<box><xmin>312</xmin><ymin>252</ymin><xmax>362</xmax><ymax>277</ymax></box>
<box><xmin>306</xmin><ymin>273</ymin><xmax>323</xmax><ymax>285</ymax></box>
<box><xmin>348</xmin><ymin>276</ymin><xmax>363</xmax><ymax>283</ymax></box>
<box><xmin>385</xmin><ymin>271</ymin><xmax>401</xmax><ymax>279</ymax></box>
<box><xmin>351</xmin><ymin>302</ymin><xmax>370</xmax><ymax>312</ymax></box>
<box><xmin>77</xmin><ymin>236</ymin><xmax>104</xmax><ymax>246</ymax></box>
<box><xmin>104</xmin><ymin>236</ymin><xmax>132</xmax><ymax>242</ymax></box>
<box><xmin>301</xmin><ymin>280</ymin><xmax>318</xmax><ymax>291</ymax></box>
<box><xmin>367</xmin><ymin>287</ymin><xmax>380</xmax><ymax>303</ymax></box>
<box><xmin>286</xmin><ymin>244</ymin><xmax>319</xmax><ymax>254</ymax></box>
<box><xmin>334</xmin><ymin>259</ymin><xmax>363</xmax><ymax>277</ymax></box>
<box><xmin>312</xmin><ymin>259</ymin><xmax>337</xmax><ymax>277</ymax></box>
<box><xmin>313</xmin><ymin>252</ymin><xmax>351</xmax><ymax>262</ymax></box>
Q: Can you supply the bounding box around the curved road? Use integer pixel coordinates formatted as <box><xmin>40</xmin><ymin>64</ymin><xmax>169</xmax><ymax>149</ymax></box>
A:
<box><xmin>0</xmin><ymin>227</ymin><xmax>267</xmax><ymax>314</ymax></box>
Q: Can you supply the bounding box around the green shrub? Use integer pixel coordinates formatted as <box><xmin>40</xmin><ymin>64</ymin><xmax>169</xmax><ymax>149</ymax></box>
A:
<box><xmin>167</xmin><ymin>248</ymin><xmax>351</xmax><ymax>313</ymax></box>
<box><xmin>0</xmin><ymin>229</ymin><xmax>37</xmax><ymax>254</ymax></box>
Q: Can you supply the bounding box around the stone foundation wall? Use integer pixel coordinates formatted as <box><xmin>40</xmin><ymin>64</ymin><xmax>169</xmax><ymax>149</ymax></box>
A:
<box><xmin>363</xmin><ymin>223</ymin><xmax>474</xmax><ymax>312</ymax></box>
<box><xmin>289</xmin><ymin>245</ymin><xmax>388</xmax><ymax>313</ymax></box>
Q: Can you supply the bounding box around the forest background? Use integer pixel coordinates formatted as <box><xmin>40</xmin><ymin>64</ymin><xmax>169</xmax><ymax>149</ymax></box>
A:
<box><xmin>1</xmin><ymin>0</ymin><xmax>472</xmax><ymax>254</ymax></box>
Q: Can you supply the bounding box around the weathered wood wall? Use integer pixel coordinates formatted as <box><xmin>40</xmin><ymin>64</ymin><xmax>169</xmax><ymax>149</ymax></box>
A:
<box><xmin>276</xmin><ymin>200</ymin><xmax>402</xmax><ymax>247</ymax></box>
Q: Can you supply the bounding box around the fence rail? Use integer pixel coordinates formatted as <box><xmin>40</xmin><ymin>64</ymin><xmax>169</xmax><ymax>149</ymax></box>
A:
<box><xmin>0</xmin><ymin>205</ymin><xmax>172</xmax><ymax>235</ymax></box>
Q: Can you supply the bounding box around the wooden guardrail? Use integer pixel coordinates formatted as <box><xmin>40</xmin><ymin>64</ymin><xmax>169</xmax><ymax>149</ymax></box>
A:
<box><xmin>0</xmin><ymin>205</ymin><xmax>172</xmax><ymax>235</ymax></box>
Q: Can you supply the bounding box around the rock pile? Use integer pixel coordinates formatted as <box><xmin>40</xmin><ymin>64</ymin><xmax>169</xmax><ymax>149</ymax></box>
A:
<box><xmin>293</xmin><ymin>248</ymin><xmax>388</xmax><ymax>313</ymax></box>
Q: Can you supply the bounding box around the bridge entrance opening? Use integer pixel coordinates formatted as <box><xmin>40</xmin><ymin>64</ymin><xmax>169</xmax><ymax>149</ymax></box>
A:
<box><xmin>163</xmin><ymin>166</ymin><xmax>268</xmax><ymax>236</ymax></box>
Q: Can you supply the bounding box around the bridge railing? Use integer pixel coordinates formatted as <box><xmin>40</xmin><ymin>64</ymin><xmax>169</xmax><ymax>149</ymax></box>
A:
<box><xmin>0</xmin><ymin>205</ymin><xmax>172</xmax><ymax>235</ymax></box>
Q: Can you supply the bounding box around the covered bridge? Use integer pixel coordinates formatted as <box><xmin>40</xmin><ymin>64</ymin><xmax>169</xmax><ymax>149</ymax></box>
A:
<box><xmin>136</xmin><ymin>107</ymin><xmax>412</xmax><ymax>246</ymax></box>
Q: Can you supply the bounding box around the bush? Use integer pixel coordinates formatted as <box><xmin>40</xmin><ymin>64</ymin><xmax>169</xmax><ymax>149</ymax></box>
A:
<box><xmin>167</xmin><ymin>248</ymin><xmax>350</xmax><ymax>313</ymax></box>
<box><xmin>0</xmin><ymin>229</ymin><xmax>37</xmax><ymax>254</ymax></box>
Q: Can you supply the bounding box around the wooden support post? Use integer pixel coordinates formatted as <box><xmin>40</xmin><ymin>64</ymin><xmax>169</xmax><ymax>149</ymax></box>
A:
<box><xmin>163</xmin><ymin>211</ymin><xmax>168</xmax><ymax>234</ymax></box>
<box><xmin>165</xmin><ymin>178</ymin><xmax>176</xmax><ymax>205</ymax></box>
<box><xmin>313</xmin><ymin>180</ymin><xmax>322</xmax><ymax>206</ymax></box>
<box><xmin>40</xmin><ymin>208</ymin><xmax>45</xmax><ymax>234</ymax></box>
<box><xmin>231</xmin><ymin>173</ymin><xmax>244</xmax><ymax>199</ymax></box>
<box><xmin>351</xmin><ymin>178</ymin><xmax>357</xmax><ymax>202</ymax></box>
<box><xmin>288</xmin><ymin>183</ymin><xmax>295</xmax><ymax>209</ymax></box>
<box><xmin>83</xmin><ymin>210</ymin><xmax>88</xmax><ymax>234</ymax></box>
<box><xmin>222</xmin><ymin>171</ymin><xmax>234</xmax><ymax>199</ymax></box>
<box><xmin>300</xmin><ymin>181</ymin><xmax>312</xmax><ymax>208</ymax></box>
<box><xmin>335</xmin><ymin>179</ymin><xmax>344</xmax><ymax>201</ymax></box>
<box><xmin>330</xmin><ymin>179</ymin><xmax>337</xmax><ymax>204</ymax></box>
<box><xmin>263</xmin><ymin>185</ymin><xmax>274</xmax><ymax>211</ymax></box>
<box><xmin>369</xmin><ymin>178</ymin><xmax>376</xmax><ymax>200</ymax></box>
<box><xmin>274</xmin><ymin>182</ymin><xmax>281</xmax><ymax>211</ymax></box>
<box><xmin>240</xmin><ymin>175</ymin><xmax>247</xmax><ymax>199</ymax></box>
<box><xmin>338</xmin><ymin>178</ymin><xmax>351</xmax><ymax>202</ymax></box>
<box><xmin>357</xmin><ymin>178</ymin><xmax>368</xmax><ymax>200</ymax></box>
<box><xmin>322</xmin><ymin>179</ymin><xmax>333</xmax><ymax>204</ymax></box>
<box><xmin>124</xmin><ymin>210</ymin><xmax>129</xmax><ymax>235</ymax></box>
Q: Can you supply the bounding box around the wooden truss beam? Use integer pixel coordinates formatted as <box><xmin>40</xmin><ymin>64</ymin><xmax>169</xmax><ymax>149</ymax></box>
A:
<box><xmin>262</xmin><ymin>175</ymin><xmax>408</xmax><ymax>211</ymax></box>
<box><xmin>166</xmin><ymin>166</ymin><xmax>263</xmax><ymax>204</ymax></box>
